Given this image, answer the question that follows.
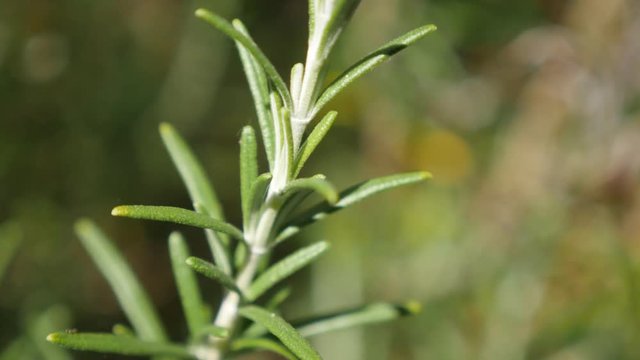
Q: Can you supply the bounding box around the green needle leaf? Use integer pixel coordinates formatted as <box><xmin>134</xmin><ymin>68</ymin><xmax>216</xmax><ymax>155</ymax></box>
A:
<box><xmin>240</xmin><ymin>126</ymin><xmax>259</xmax><ymax>229</ymax></box>
<box><xmin>288</xmin><ymin>171</ymin><xmax>431</xmax><ymax>229</ymax></box>
<box><xmin>195</xmin><ymin>8</ymin><xmax>292</xmax><ymax>109</ymax></box>
<box><xmin>276</xmin><ymin>175</ymin><xmax>339</xmax><ymax>206</ymax></box>
<box><xmin>169</xmin><ymin>232</ymin><xmax>208</xmax><ymax>337</ymax></box>
<box><xmin>234</xmin><ymin>21</ymin><xmax>275</xmax><ymax>169</ymax></box>
<box><xmin>294</xmin><ymin>301</ymin><xmax>421</xmax><ymax>337</ymax></box>
<box><xmin>46</xmin><ymin>333</ymin><xmax>191</xmax><ymax>357</ymax></box>
<box><xmin>112</xmin><ymin>324</ymin><xmax>135</xmax><ymax>337</ymax></box>
<box><xmin>246</xmin><ymin>241</ymin><xmax>329</xmax><ymax>301</ymax></box>
<box><xmin>230</xmin><ymin>338</ymin><xmax>297</xmax><ymax>360</ymax></box>
<box><xmin>239</xmin><ymin>306</ymin><xmax>322</xmax><ymax>360</ymax></box>
<box><xmin>195</xmin><ymin>325</ymin><xmax>229</xmax><ymax>340</ymax></box>
<box><xmin>294</xmin><ymin>111</ymin><xmax>337</xmax><ymax>177</ymax></box>
<box><xmin>112</xmin><ymin>205</ymin><xmax>244</xmax><ymax>241</ymax></box>
<box><xmin>159</xmin><ymin>122</ymin><xmax>230</xmax><ymax>268</ymax></box>
<box><xmin>159</xmin><ymin>123</ymin><xmax>225</xmax><ymax>225</ymax></box>
<box><xmin>75</xmin><ymin>220</ymin><xmax>168</xmax><ymax>342</ymax></box>
<box><xmin>185</xmin><ymin>257</ymin><xmax>242</xmax><ymax>295</ymax></box>
<box><xmin>312</xmin><ymin>24</ymin><xmax>437</xmax><ymax>116</ymax></box>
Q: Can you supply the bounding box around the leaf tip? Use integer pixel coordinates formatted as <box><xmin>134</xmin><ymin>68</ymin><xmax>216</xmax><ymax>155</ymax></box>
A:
<box><xmin>46</xmin><ymin>332</ymin><xmax>60</xmax><ymax>343</ymax></box>
<box><xmin>74</xmin><ymin>218</ymin><xmax>92</xmax><ymax>234</ymax></box>
<box><xmin>159</xmin><ymin>122</ymin><xmax>173</xmax><ymax>135</ymax></box>
<box><xmin>419</xmin><ymin>171</ymin><xmax>433</xmax><ymax>180</ymax></box>
<box><xmin>194</xmin><ymin>8</ymin><xmax>209</xmax><ymax>19</ymax></box>
<box><xmin>185</xmin><ymin>256</ymin><xmax>197</xmax><ymax>267</ymax></box>
<box><xmin>111</xmin><ymin>206</ymin><xmax>127</xmax><ymax>217</ymax></box>
<box><xmin>402</xmin><ymin>300</ymin><xmax>422</xmax><ymax>315</ymax></box>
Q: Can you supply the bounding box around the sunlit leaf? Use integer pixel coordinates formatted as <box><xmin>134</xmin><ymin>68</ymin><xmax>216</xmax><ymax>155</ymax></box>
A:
<box><xmin>195</xmin><ymin>9</ymin><xmax>292</xmax><ymax>109</ymax></box>
<box><xmin>294</xmin><ymin>301</ymin><xmax>421</xmax><ymax>337</ymax></box>
<box><xmin>112</xmin><ymin>205</ymin><xmax>243</xmax><ymax>241</ymax></box>
<box><xmin>196</xmin><ymin>325</ymin><xmax>229</xmax><ymax>340</ymax></box>
<box><xmin>159</xmin><ymin>122</ymin><xmax>230</xmax><ymax>271</ymax></box>
<box><xmin>230</xmin><ymin>338</ymin><xmax>297</xmax><ymax>360</ymax></box>
<box><xmin>246</xmin><ymin>241</ymin><xmax>329</xmax><ymax>301</ymax></box>
<box><xmin>239</xmin><ymin>306</ymin><xmax>321</xmax><ymax>360</ymax></box>
<box><xmin>169</xmin><ymin>232</ymin><xmax>208</xmax><ymax>337</ymax></box>
<box><xmin>293</xmin><ymin>111</ymin><xmax>337</xmax><ymax>177</ymax></box>
<box><xmin>112</xmin><ymin>324</ymin><xmax>135</xmax><ymax>337</ymax></box>
<box><xmin>312</xmin><ymin>24</ymin><xmax>436</xmax><ymax>116</ymax></box>
<box><xmin>46</xmin><ymin>333</ymin><xmax>191</xmax><ymax>358</ymax></box>
<box><xmin>75</xmin><ymin>220</ymin><xmax>167</xmax><ymax>342</ymax></box>
<box><xmin>275</xmin><ymin>175</ymin><xmax>338</xmax><ymax>206</ymax></box>
<box><xmin>186</xmin><ymin>257</ymin><xmax>242</xmax><ymax>295</ymax></box>
<box><xmin>287</xmin><ymin>172</ymin><xmax>430</xmax><ymax>229</ymax></box>
<box><xmin>233</xmin><ymin>21</ymin><xmax>275</xmax><ymax>169</ymax></box>
<box><xmin>240</xmin><ymin>126</ymin><xmax>259</xmax><ymax>229</ymax></box>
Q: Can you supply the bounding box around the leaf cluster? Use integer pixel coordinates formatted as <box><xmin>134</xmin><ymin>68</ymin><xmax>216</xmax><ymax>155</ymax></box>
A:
<box><xmin>47</xmin><ymin>2</ymin><xmax>435</xmax><ymax>359</ymax></box>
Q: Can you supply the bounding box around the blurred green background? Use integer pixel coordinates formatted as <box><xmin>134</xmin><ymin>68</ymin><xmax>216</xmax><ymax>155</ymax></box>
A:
<box><xmin>2</xmin><ymin>0</ymin><xmax>640</xmax><ymax>359</ymax></box>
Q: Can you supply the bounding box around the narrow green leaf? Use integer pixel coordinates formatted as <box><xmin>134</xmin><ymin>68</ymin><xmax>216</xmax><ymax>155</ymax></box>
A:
<box><xmin>240</xmin><ymin>126</ymin><xmax>259</xmax><ymax>229</ymax></box>
<box><xmin>185</xmin><ymin>257</ymin><xmax>242</xmax><ymax>295</ymax></box>
<box><xmin>27</xmin><ymin>305</ymin><xmax>72</xmax><ymax>360</ymax></box>
<box><xmin>294</xmin><ymin>111</ymin><xmax>337</xmax><ymax>177</ymax></box>
<box><xmin>290</xmin><ymin>63</ymin><xmax>304</xmax><ymax>106</ymax></box>
<box><xmin>312</xmin><ymin>24</ymin><xmax>437</xmax><ymax>115</ymax></box>
<box><xmin>294</xmin><ymin>301</ymin><xmax>421</xmax><ymax>337</ymax></box>
<box><xmin>196</xmin><ymin>325</ymin><xmax>229</xmax><ymax>339</ymax></box>
<box><xmin>246</xmin><ymin>241</ymin><xmax>329</xmax><ymax>301</ymax></box>
<box><xmin>159</xmin><ymin>123</ymin><xmax>225</xmax><ymax>223</ymax></box>
<box><xmin>169</xmin><ymin>232</ymin><xmax>208</xmax><ymax>337</ymax></box>
<box><xmin>112</xmin><ymin>205</ymin><xmax>244</xmax><ymax>241</ymax></box>
<box><xmin>75</xmin><ymin>220</ymin><xmax>167</xmax><ymax>342</ymax></box>
<box><xmin>195</xmin><ymin>203</ymin><xmax>233</xmax><ymax>275</ymax></box>
<box><xmin>248</xmin><ymin>173</ymin><xmax>273</xmax><ymax>217</ymax></box>
<box><xmin>275</xmin><ymin>175</ymin><xmax>338</xmax><ymax>206</ymax></box>
<box><xmin>234</xmin><ymin>20</ymin><xmax>275</xmax><ymax>170</ymax></box>
<box><xmin>239</xmin><ymin>306</ymin><xmax>321</xmax><ymax>360</ymax></box>
<box><xmin>242</xmin><ymin>287</ymin><xmax>294</xmax><ymax>338</ymax></box>
<box><xmin>159</xmin><ymin>122</ymin><xmax>230</xmax><ymax>268</ymax></box>
<box><xmin>289</xmin><ymin>171</ymin><xmax>431</xmax><ymax>228</ymax></box>
<box><xmin>46</xmin><ymin>333</ymin><xmax>191</xmax><ymax>357</ymax></box>
<box><xmin>195</xmin><ymin>9</ymin><xmax>292</xmax><ymax>109</ymax></box>
<box><xmin>0</xmin><ymin>221</ymin><xmax>22</xmax><ymax>284</ymax></box>
<box><xmin>272</xmin><ymin>227</ymin><xmax>300</xmax><ymax>248</ymax></box>
<box><xmin>230</xmin><ymin>338</ymin><xmax>297</xmax><ymax>360</ymax></box>
<box><xmin>112</xmin><ymin>324</ymin><xmax>135</xmax><ymax>337</ymax></box>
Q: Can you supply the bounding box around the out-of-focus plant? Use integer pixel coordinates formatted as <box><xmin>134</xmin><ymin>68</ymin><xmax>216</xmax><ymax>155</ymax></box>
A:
<box><xmin>46</xmin><ymin>1</ymin><xmax>435</xmax><ymax>359</ymax></box>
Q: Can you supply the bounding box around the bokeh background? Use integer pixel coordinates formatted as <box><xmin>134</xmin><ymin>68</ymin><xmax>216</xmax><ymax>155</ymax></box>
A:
<box><xmin>2</xmin><ymin>0</ymin><xmax>640</xmax><ymax>359</ymax></box>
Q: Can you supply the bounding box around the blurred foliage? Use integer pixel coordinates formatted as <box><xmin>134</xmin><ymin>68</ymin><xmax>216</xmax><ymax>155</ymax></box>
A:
<box><xmin>2</xmin><ymin>0</ymin><xmax>640</xmax><ymax>359</ymax></box>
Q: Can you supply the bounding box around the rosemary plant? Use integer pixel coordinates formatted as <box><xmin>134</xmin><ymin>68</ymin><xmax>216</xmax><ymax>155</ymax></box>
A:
<box><xmin>47</xmin><ymin>1</ymin><xmax>436</xmax><ymax>359</ymax></box>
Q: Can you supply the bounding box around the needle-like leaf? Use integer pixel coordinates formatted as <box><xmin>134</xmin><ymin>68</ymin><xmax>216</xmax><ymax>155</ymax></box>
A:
<box><xmin>46</xmin><ymin>333</ymin><xmax>191</xmax><ymax>358</ymax></box>
<box><xmin>239</xmin><ymin>306</ymin><xmax>321</xmax><ymax>360</ymax></box>
<box><xmin>294</xmin><ymin>301</ymin><xmax>422</xmax><ymax>337</ymax></box>
<box><xmin>312</xmin><ymin>24</ymin><xmax>437</xmax><ymax>116</ymax></box>
<box><xmin>240</xmin><ymin>126</ymin><xmax>259</xmax><ymax>229</ymax></box>
<box><xmin>276</xmin><ymin>175</ymin><xmax>339</xmax><ymax>206</ymax></box>
<box><xmin>186</xmin><ymin>257</ymin><xmax>243</xmax><ymax>295</ymax></box>
<box><xmin>234</xmin><ymin>20</ymin><xmax>275</xmax><ymax>169</ymax></box>
<box><xmin>196</xmin><ymin>325</ymin><xmax>229</xmax><ymax>340</ymax></box>
<box><xmin>230</xmin><ymin>338</ymin><xmax>297</xmax><ymax>360</ymax></box>
<box><xmin>159</xmin><ymin>122</ymin><xmax>230</xmax><ymax>268</ymax></box>
<box><xmin>112</xmin><ymin>324</ymin><xmax>135</xmax><ymax>337</ymax></box>
<box><xmin>169</xmin><ymin>232</ymin><xmax>208</xmax><ymax>337</ymax></box>
<box><xmin>287</xmin><ymin>171</ymin><xmax>431</xmax><ymax>229</ymax></box>
<box><xmin>293</xmin><ymin>111</ymin><xmax>337</xmax><ymax>177</ymax></box>
<box><xmin>246</xmin><ymin>241</ymin><xmax>329</xmax><ymax>301</ymax></box>
<box><xmin>195</xmin><ymin>9</ymin><xmax>292</xmax><ymax>109</ymax></box>
<box><xmin>159</xmin><ymin>123</ymin><xmax>226</xmax><ymax>226</ymax></box>
<box><xmin>112</xmin><ymin>205</ymin><xmax>244</xmax><ymax>241</ymax></box>
<box><xmin>75</xmin><ymin>220</ymin><xmax>168</xmax><ymax>342</ymax></box>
